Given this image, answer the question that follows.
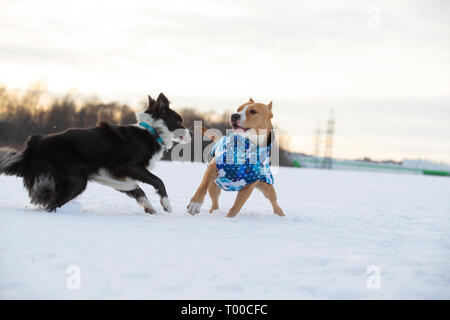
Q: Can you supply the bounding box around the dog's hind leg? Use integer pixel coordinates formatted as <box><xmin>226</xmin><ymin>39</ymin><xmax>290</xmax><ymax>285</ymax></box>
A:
<box><xmin>120</xmin><ymin>186</ymin><xmax>156</xmax><ymax>214</ymax></box>
<box><xmin>187</xmin><ymin>159</ymin><xmax>218</xmax><ymax>215</ymax></box>
<box><xmin>48</xmin><ymin>174</ymin><xmax>88</xmax><ymax>212</ymax></box>
<box><xmin>29</xmin><ymin>174</ymin><xmax>57</xmax><ymax>211</ymax></box>
<box><xmin>255</xmin><ymin>181</ymin><xmax>285</xmax><ymax>216</ymax></box>
<box><xmin>208</xmin><ymin>183</ymin><xmax>221</xmax><ymax>213</ymax></box>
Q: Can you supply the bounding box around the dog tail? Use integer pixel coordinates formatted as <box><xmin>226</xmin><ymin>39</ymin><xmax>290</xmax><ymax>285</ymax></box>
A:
<box><xmin>0</xmin><ymin>147</ymin><xmax>25</xmax><ymax>176</ymax></box>
<box><xmin>194</xmin><ymin>125</ymin><xmax>220</xmax><ymax>142</ymax></box>
<box><xmin>0</xmin><ymin>135</ymin><xmax>44</xmax><ymax>177</ymax></box>
<box><xmin>1</xmin><ymin>136</ymin><xmax>60</xmax><ymax>210</ymax></box>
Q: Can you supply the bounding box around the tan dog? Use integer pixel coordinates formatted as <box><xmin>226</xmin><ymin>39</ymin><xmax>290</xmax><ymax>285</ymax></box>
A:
<box><xmin>187</xmin><ymin>98</ymin><xmax>285</xmax><ymax>218</ymax></box>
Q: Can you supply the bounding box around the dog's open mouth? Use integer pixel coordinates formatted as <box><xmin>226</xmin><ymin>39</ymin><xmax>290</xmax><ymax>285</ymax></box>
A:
<box><xmin>232</xmin><ymin>123</ymin><xmax>250</xmax><ymax>133</ymax></box>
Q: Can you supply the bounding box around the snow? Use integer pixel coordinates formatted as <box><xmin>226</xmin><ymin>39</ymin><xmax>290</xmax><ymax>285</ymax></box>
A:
<box><xmin>1</xmin><ymin>161</ymin><xmax>449</xmax><ymax>299</ymax></box>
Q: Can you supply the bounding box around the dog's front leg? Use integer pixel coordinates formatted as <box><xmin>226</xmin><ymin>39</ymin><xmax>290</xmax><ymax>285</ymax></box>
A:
<box><xmin>226</xmin><ymin>183</ymin><xmax>256</xmax><ymax>218</ymax></box>
<box><xmin>120</xmin><ymin>187</ymin><xmax>156</xmax><ymax>214</ymax></box>
<box><xmin>125</xmin><ymin>166</ymin><xmax>172</xmax><ymax>213</ymax></box>
<box><xmin>187</xmin><ymin>159</ymin><xmax>218</xmax><ymax>215</ymax></box>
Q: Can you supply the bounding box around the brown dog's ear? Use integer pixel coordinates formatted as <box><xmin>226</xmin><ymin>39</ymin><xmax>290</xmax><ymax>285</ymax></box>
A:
<box><xmin>267</xmin><ymin>101</ymin><xmax>273</xmax><ymax>118</ymax></box>
<box><xmin>249</xmin><ymin>98</ymin><xmax>254</xmax><ymax>103</ymax></box>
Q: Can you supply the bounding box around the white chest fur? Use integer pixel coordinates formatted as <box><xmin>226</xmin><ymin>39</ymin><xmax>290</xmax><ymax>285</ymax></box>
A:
<box><xmin>147</xmin><ymin>149</ymin><xmax>164</xmax><ymax>171</ymax></box>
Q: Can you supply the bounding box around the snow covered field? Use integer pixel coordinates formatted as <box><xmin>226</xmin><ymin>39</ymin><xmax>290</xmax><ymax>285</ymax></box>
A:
<box><xmin>1</xmin><ymin>161</ymin><xmax>449</xmax><ymax>299</ymax></box>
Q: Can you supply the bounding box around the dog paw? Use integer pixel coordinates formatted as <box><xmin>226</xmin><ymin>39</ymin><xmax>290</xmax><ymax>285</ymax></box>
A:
<box><xmin>186</xmin><ymin>201</ymin><xmax>202</xmax><ymax>215</ymax></box>
<box><xmin>144</xmin><ymin>207</ymin><xmax>157</xmax><ymax>214</ymax></box>
<box><xmin>274</xmin><ymin>206</ymin><xmax>285</xmax><ymax>216</ymax></box>
<box><xmin>225</xmin><ymin>211</ymin><xmax>238</xmax><ymax>218</ymax></box>
<box><xmin>160</xmin><ymin>197</ymin><xmax>172</xmax><ymax>213</ymax></box>
<box><xmin>209</xmin><ymin>206</ymin><xmax>219</xmax><ymax>214</ymax></box>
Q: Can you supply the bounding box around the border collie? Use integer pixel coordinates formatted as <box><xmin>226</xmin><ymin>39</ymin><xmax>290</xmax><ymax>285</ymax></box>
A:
<box><xmin>0</xmin><ymin>93</ymin><xmax>190</xmax><ymax>213</ymax></box>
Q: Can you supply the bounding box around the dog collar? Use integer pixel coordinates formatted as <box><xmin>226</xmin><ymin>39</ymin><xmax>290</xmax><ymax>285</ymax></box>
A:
<box><xmin>139</xmin><ymin>122</ymin><xmax>168</xmax><ymax>151</ymax></box>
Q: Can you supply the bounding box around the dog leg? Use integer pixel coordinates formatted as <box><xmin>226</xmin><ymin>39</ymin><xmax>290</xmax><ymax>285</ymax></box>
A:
<box><xmin>208</xmin><ymin>183</ymin><xmax>221</xmax><ymax>213</ymax></box>
<box><xmin>90</xmin><ymin>168</ymin><xmax>138</xmax><ymax>191</ymax></box>
<box><xmin>123</xmin><ymin>166</ymin><xmax>172</xmax><ymax>213</ymax></box>
<box><xmin>226</xmin><ymin>183</ymin><xmax>256</xmax><ymax>218</ymax></box>
<box><xmin>187</xmin><ymin>160</ymin><xmax>218</xmax><ymax>215</ymax></box>
<box><xmin>47</xmin><ymin>175</ymin><xmax>88</xmax><ymax>212</ymax></box>
<box><xmin>255</xmin><ymin>181</ymin><xmax>285</xmax><ymax>216</ymax></box>
<box><xmin>120</xmin><ymin>186</ymin><xmax>156</xmax><ymax>214</ymax></box>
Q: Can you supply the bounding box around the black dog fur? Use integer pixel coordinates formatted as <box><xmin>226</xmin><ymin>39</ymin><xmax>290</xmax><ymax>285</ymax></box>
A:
<box><xmin>0</xmin><ymin>93</ymin><xmax>188</xmax><ymax>213</ymax></box>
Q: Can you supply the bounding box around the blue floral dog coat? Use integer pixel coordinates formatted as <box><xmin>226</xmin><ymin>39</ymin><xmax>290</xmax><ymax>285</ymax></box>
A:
<box><xmin>211</xmin><ymin>133</ymin><xmax>274</xmax><ymax>191</ymax></box>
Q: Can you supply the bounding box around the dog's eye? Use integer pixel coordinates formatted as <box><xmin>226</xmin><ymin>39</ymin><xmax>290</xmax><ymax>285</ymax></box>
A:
<box><xmin>249</xmin><ymin>109</ymin><xmax>257</xmax><ymax>115</ymax></box>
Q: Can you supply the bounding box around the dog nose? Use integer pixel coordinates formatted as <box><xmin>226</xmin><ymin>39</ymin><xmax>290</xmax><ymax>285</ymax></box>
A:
<box><xmin>231</xmin><ymin>113</ymin><xmax>240</xmax><ymax>122</ymax></box>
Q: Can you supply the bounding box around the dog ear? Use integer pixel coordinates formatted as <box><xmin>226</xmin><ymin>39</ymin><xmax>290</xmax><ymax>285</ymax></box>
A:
<box><xmin>267</xmin><ymin>101</ymin><xmax>273</xmax><ymax>118</ymax></box>
<box><xmin>154</xmin><ymin>93</ymin><xmax>170</xmax><ymax>113</ymax></box>
<box><xmin>249</xmin><ymin>98</ymin><xmax>254</xmax><ymax>103</ymax></box>
<box><xmin>148</xmin><ymin>95</ymin><xmax>156</xmax><ymax>109</ymax></box>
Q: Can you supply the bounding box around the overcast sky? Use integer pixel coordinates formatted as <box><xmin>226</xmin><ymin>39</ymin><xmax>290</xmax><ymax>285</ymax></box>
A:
<box><xmin>1</xmin><ymin>0</ymin><xmax>449</xmax><ymax>162</ymax></box>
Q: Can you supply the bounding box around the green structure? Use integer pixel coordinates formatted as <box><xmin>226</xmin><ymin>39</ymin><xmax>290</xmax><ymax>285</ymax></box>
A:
<box><xmin>422</xmin><ymin>170</ymin><xmax>450</xmax><ymax>177</ymax></box>
<box><xmin>292</xmin><ymin>159</ymin><xmax>302</xmax><ymax>168</ymax></box>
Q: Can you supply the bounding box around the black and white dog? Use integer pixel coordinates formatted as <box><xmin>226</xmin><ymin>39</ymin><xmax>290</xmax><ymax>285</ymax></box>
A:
<box><xmin>0</xmin><ymin>93</ymin><xmax>190</xmax><ymax>213</ymax></box>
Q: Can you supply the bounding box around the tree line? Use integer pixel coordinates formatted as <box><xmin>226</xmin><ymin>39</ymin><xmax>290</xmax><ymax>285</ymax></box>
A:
<box><xmin>0</xmin><ymin>84</ymin><xmax>292</xmax><ymax>166</ymax></box>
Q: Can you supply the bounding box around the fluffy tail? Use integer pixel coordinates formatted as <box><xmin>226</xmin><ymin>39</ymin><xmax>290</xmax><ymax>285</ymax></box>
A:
<box><xmin>0</xmin><ymin>147</ymin><xmax>24</xmax><ymax>176</ymax></box>
<box><xmin>1</xmin><ymin>140</ymin><xmax>62</xmax><ymax>211</ymax></box>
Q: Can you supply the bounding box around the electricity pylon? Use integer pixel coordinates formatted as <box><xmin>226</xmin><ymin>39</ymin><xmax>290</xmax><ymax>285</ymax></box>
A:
<box><xmin>322</xmin><ymin>109</ymin><xmax>335</xmax><ymax>169</ymax></box>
